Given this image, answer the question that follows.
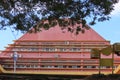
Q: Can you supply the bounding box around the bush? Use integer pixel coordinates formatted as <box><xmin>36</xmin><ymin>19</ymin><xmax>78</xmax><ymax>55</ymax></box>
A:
<box><xmin>84</xmin><ymin>74</ymin><xmax>111</xmax><ymax>80</ymax></box>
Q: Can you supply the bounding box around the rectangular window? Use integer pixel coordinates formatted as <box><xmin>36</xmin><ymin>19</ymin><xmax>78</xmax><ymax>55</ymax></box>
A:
<box><xmin>72</xmin><ymin>66</ymin><xmax>77</xmax><ymax>68</ymax></box>
<box><xmin>42</xmin><ymin>48</ymin><xmax>55</xmax><ymax>52</ymax></box>
<box><xmin>70</xmin><ymin>48</ymin><xmax>80</xmax><ymax>52</ymax></box>
<box><xmin>59</xmin><ymin>48</ymin><xmax>66</xmax><ymax>52</ymax></box>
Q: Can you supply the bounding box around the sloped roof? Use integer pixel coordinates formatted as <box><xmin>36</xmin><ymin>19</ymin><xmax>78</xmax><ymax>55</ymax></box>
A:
<box><xmin>18</xmin><ymin>25</ymin><xmax>107</xmax><ymax>41</ymax></box>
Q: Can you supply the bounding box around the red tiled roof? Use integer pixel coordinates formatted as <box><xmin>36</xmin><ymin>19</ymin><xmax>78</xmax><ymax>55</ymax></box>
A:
<box><xmin>18</xmin><ymin>25</ymin><xmax>106</xmax><ymax>41</ymax></box>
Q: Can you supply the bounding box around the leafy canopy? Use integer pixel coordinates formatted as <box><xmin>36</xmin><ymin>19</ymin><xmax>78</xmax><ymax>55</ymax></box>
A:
<box><xmin>0</xmin><ymin>0</ymin><xmax>118</xmax><ymax>34</ymax></box>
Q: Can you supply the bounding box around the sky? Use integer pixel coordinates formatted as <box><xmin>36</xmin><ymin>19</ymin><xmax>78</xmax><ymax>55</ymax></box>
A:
<box><xmin>0</xmin><ymin>2</ymin><xmax>120</xmax><ymax>50</ymax></box>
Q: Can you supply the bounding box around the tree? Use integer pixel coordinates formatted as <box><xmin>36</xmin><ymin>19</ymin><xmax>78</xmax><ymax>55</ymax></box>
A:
<box><xmin>0</xmin><ymin>0</ymin><xmax>118</xmax><ymax>34</ymax></box>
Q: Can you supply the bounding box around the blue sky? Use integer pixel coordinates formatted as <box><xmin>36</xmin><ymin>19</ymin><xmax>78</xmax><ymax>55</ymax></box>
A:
<box><xmin>93</xmin><ymin>2</ymin><xmax>120</xmax><ymax>44</ymax></box>
<box><xmin>0</xmin><ymin>2</ymin><xmax>120</xmax><ymax>50</ymax></box>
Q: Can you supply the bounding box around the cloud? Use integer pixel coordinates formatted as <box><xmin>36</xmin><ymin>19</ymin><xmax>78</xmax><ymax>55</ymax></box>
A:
<box><xmin>111</xmin><ymin>1</ymin><xmax>120</xmax><ymax>16</ymax></box>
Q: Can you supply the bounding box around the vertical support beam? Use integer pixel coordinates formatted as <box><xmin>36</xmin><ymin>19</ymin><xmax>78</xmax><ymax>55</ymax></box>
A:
<box><xmin>112</xmin><ymin>45</ymin><xmax>114</xmax><ymax>74</ymax></box>
<box><xmin>14</xmin><ymin>60</ymin><xmax>16</xmax><ymax>73</ymax></box>
<box><xmin>112</xmin><ymin>52</ymin><xmax>114</xmax><ymax>74</ymax></box>
<box><xmin>99</xmin><ymin>51</ymin><xmax>101</xmax><ymax>75</ymax></box>
<box><xmin>13</xmin><ymin>51</ymin><xmax>18</xmax><ymax>73</ymax></box>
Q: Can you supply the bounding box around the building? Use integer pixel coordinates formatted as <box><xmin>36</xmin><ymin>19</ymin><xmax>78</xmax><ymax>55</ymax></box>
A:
<box><xmin>0</xmin><ymin>25</ymin><xmax>120</xmax><ymax>75</ymax></box>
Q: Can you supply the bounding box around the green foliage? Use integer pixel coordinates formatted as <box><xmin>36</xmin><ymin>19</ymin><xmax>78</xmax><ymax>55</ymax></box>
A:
<box><xmin>101</xmin><ymin>46</ymin><xmax>113</xmax><ymax>56</ymax></box>
<box><xmin>0</xmin><ymin>0</ymin><xmax>118</xmax><ymax>33</ymax></box>
<box><xmin>84</xmin><ymin>74</ymin><xmax>110</xmax><ymax>80</ymax></box>
<box><xmin>84</xmin><ymin>74</ymin><xmax>120</xmax><ymax>80</ymax></box>
<box><xmin>113</xmin><ymin>43</ymin><xmax>120</xmax><ymax>52</ymax></box>
<box><xmin>108</xmin><ymin>74</ymin><xmax>120</xmax><ymax>80</ymax></box>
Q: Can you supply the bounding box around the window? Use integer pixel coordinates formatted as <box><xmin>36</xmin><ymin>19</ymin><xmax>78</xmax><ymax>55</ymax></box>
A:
<box><xmin>29</xmin><ymin>48</ymin><xmax>39</xmax><ymax>51</ymax></box>
<box><xmin>41</xmin><ymin>65</ymin><xmax>45</xmax><ymax>68</ymax></box>
<box><xmin>63</xmin><ymin>65</ymin><xmax>67</xmax><ymax>68</ymax></box>
<box><xmin>72</xmin><ymin>66</ymin><xmax>77</xmax><ymax>68</ymax></box>
<box><xmin>100</xmin><ymin>66</ymin><xmax>107</xmax><ymax>69</ymax></box>
<box><xmin>83</xmin><ymin>66</ymin><xmax>94</xmax><ymax>69</ymax></box>
<box><xmin>65</xmin><ymin>41</ymin><xmax>69</xmax><ymax>45</ymax></box>
<box><xmin>59</xmin><ymin>48</ymin><xmax>66</xmax><ymax>52</ymax></box>
<box><xmin>84</xmin><ymin>49</ymin><xmax>91</xmax><ymax>52</ymax></box>
<box><xmin>92</xmin><ymin>66</ymin><xmax>96</xmax><ymax>68</ymax></box>
<box><xmin>68</xmin><ymin>66</ymin><xmax>72</xmax><ymax>68</ymax></box>
<box><xmin>70</xmin><ymin>48</ymin><xmax>80</xmax><ymax>52</ymax></box>
<box><xmin>58</xmin><ymin>65</ymin><xmax>63</xmax><ymax>68</ymax></box>
<box><xmin>83</xmin><ymin>66</ymin><xmax>87</xmax><ymax>68</ymax></box>
<box><xmin>77</xmin><ymin>66</ymin><xmax>81</xmax><ymax>68</ymax></box>
<box><xmin>54</xmin><ymin>66</ymin><xmax>58</xmax><ymax>68</ymax></box>
<box><xmin>42</xmin><ymin>48</ymin><xmax>55</xmax><ymax>52</ymax></box>
<box><xmin>47</xmin><ymin>66</ymin><xmax>54</xmax><ymax>68</ymax></box>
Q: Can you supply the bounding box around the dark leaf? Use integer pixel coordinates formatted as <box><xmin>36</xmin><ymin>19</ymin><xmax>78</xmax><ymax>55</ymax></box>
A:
<box><xmin>0</xmin><ymin>0</ymin><xmax>118</xmax><ymax>33</ymax></box>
